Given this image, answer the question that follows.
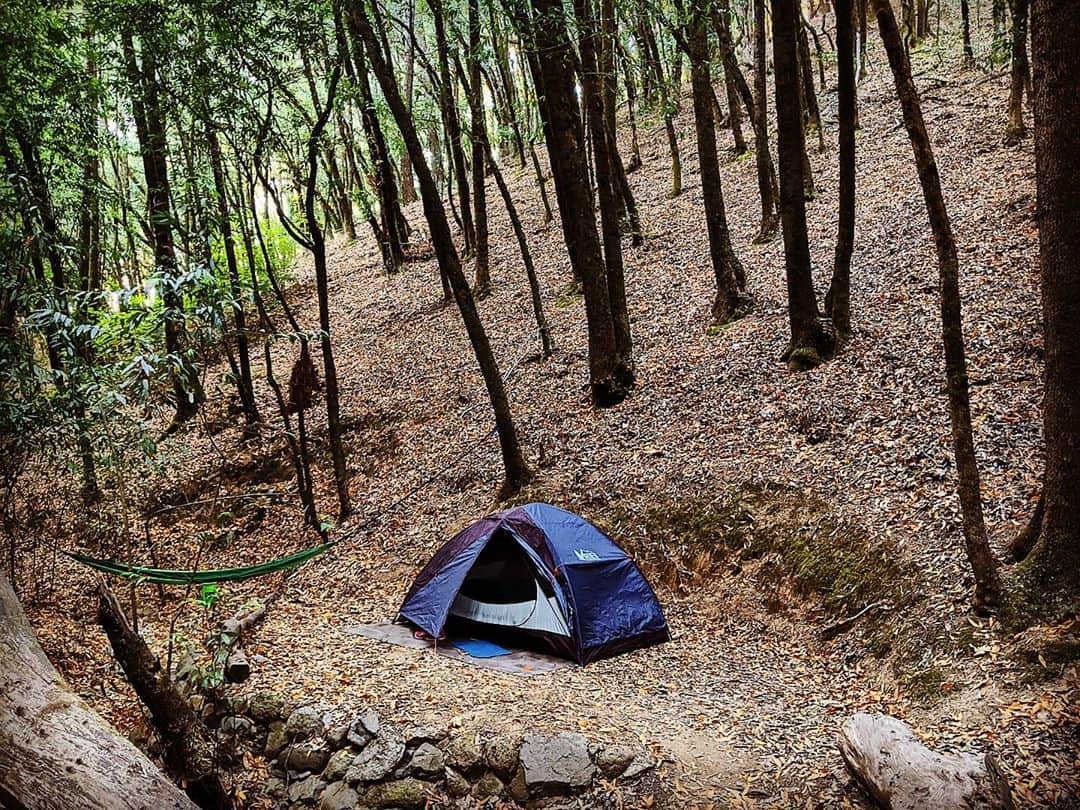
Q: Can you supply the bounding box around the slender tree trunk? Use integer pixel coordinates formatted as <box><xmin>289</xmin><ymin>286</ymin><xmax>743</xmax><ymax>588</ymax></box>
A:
<box><xmin>1005</xmin><ymin>0</ymin><xmax>1029</xmax><ymax>144</ymax></box>
<box><xmin>961</xmin><ymin>0</ymin><xmax>974</xmax><ymax>64</ymax></box>
<box><xmin>342</xmin><ymin>18</ymin><xmax>407</xmax><ymax>271</ymax></box>
<box><xmin>457</xmin><ymin>51</ymin><xmax>555</xmax><ymax>358</ymax></box>
<box><xmin>206</xmin><ymin>125</ymin><xmax>259</xmax><ymax>429</ymax></box>
<box><xmin>350</xmin><ymin>0</ymin><xmax>532</xmax><ymax>494</ymax></box>
<box><xmin>431</xmin><ymin>0</ymin><xmax>476</xmax><ymax>257</ymax></box>
<box><xmin>752</xmin><ymin>0</ymin><xmax>780</xmax><ymax>239</ymax></box>
<box><xmin>305</xmin><ymin>68</ymin><xmax>352</xmax><ymax>519</ymax></box>
<box><xmin>688</xmin><ymin>0</ymin><xmax>748</xmax><ymax>323</ymax></box>
<box><xmin>400</xmin><ymin>0</ymin><xmax>418</xmax><ymax>203</ymax></box>
<box><xmin>1014</xmin><ymin>0</ymin><xmax>1080</xmax><ymax>613</ymax></box>
<box><xmin>827</xmin><ymin>0</ymin><xmax>856</xmax><ymax>337</ymax></box>
<box><xmin>774</xmin><ymin>0</ymin><xmax>835</xmax><ymax>368</ymax></box>
<box><xmin>874</xmin><ymin>0</ymin><xmax>1001</xmax><ymax>611</ymax></box>
<box><xmin>97</xmin><ymin>583</ymin><xmax>231</xmax><ymax>809</ymax></box>
<box><xmin>469</xmin><ymin>0</ymin><xmax>491</xmax><ymax>295</ymax></box>
<box><xmin>122</xmin><ymin>31</ymin><xmax>203</xmax><ymax>428</ymax></box>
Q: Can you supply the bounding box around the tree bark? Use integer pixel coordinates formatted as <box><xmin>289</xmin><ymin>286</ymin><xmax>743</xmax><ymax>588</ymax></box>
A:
<box><xmin>873</xmin><ymin>0</ymin><xmax>1001</xmax><ymax>612</ymax></box>
<box><xmin>0</xmin><ymin>573</ymin><xmax>196</xmax><ymax>810</ymax></box>
<box><xmin>827</xmin><ymin>0</ymin><xmax>856</xmax><ymax>337</ymax></box>
<box><xmin>574</xmin><ymin>0</ymin><xmax>635</xmax><ymax>383</ymax></box>
<box><xmin>350</xmin><ymin>0</ymin><xmax>532</xmax><ymax>494</ymax></box>
<box><xmin>206</xmin><ymin>125</ymin><xmax>259</xmax><ymax>428</ymax></box>
<box><xmin>1005</xmin><ymin>0</ymin><xmax>1029</xmax><ymax>144</ymax></box>
<box><xmin>520</xmin><ymin>0</ymin><xmax>632</xmax><ymax>405</ymax></box>
<box><xmin>752</xmin><ymin>0</ymin><xmax>780</xmax><ymax>240</ymax></box>
<box><xmin>469</xmin><ymin>0</ymin><xmax>491</xmax><ymax>295</ymax></box>
<box><xmin>1015</xmin><ymin>0</ymin><xmax>1080</xmax><ymax>612</ymax></box>
<box><xmin>122</xmin><ymin>31</ymin><xmax>204</xmax><ymax>428</ymax></box>
<box><xmin>688</xmin><ymin>0</ymin><xmax>748</xmax><ymax>324</ymax></box>
<box><xmin>774</xmin><ymin>0</ymin><xmax>835</xmax><ymax>369</ymax></box>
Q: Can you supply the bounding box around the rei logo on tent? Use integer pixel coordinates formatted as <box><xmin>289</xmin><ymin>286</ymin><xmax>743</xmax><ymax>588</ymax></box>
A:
<box><xmin>573</xmin><ymin>548</ymin><xmax>601</xmax><ymax>562</ymax></box>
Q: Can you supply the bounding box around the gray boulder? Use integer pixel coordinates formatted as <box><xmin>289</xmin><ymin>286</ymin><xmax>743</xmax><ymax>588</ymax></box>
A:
<box><xmin>361</xmin><ymin>778</ymin><xmax>430</xmax><ymax>808</ymax></box>
<box><xmin>406</xmin><ymin>742</ymin><xmax>445</xmax><ymax>778</ymax></box>
<box><xmin>265</xmin><ymin>721</ymin><xmax>288</xmax><ymax>758</ymax></box>
<box><xmin>621</xmin><ymin>754</ymin><xmax>655</xmax><ymax>780</ymax></box>
<box><xmin>444</xmin><ymin>767</ymin><xmax>470</xmax><ymax>798</ymax></box>
<box><xmin>346</xmin><ymin>727</ymin><xmax>406</xmax><ymax>784</ymax></box>
<box><xmin>472</xmin><ymin>771</ymin><xmax>504</xmax><ymax>798</ymax></box>
<box><xmin>219</xmin><ymin>715</ymin><xmax>255</xmax><ymax>737</ymax></box>
<box><xmin>248</xmin><ymin>690</ymin><xmax>286</xmax><ymax>723</ymax></box>
<box><xmin>403</xmin><ymin>723</ymin><xmax>446</xmax><ymax>746</ymax></box>
<box><xmin>445</xmin><ymin>733</ymin><xmax>483</xmax><ymax>775</ymax></box>
<box><xmin>286</xmin><ymin>776</ymin><xmax>326</xmax><ymax>805</ymax></box>
<box><xmin>322</xmin><ymin>749</ymin><xmax>355</xmax><ymax>782</ymax></box>
<box><xmin>281</xmin><ymin>741</ymin><xmax>331</xmax><ymax>773</ymax></box>
<box><xmin>318</xmin><ymin>781</ymin><xmax>359</xmax><ymax>810</ymax></box>
<box><xmin>595</xmin><ymin>744</ymin><xmax>636</xmax><ymax>779</ymax></box>
<box><xmin>519</xmin><ymin>733</ymin><xmax>596</xmax><ymax>795</ymax></box>
<box><xmin>325</xmin><ymin>722</ymin><xmax>351</xmax><ymax>750</ymax></box>
<box><xmin>483</xmin><ymin>733</ymin><xmax>523</xmax><ymax>777</ymax></box>
<box><xmin>285</xmin><ymin>706</ymin><xmax>326</xmax><ymax>740</ymax></box>
<box><xmin>358</xmin><ymin>709</ymin><xmax>380</xmax><ymax>735</ymax></box>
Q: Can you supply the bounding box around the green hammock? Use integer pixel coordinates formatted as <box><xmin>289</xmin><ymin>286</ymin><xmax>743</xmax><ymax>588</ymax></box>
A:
<box><xmin>63</xmin><ymin>540</ymin><xmax>337</xmax><ymax>585</ymax></box>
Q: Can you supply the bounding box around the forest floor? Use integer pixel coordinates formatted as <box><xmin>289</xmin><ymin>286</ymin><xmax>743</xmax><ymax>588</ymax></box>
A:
<box><xmin>21</xmin><ymin>29</ymin><xmax>1079</xmax><ymax>810</ymax></box>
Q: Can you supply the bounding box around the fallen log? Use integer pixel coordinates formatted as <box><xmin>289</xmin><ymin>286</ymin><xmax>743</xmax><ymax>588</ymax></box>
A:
<box><xmin>217</xmin><ymin>602</ymin><xmax>265</xmax><ymax>684</ymax></box>
<box><xmin>839</xmin><ymin>712</ymin><xmax>1014</xmax><ymax>810</ymax></box>
<box><xmin>97</xmin><ymin>581</ymin><xmax>233</xmax><ymax>809</ymax></box>
<box><xmin>0</xmin><ymin>572</ymin><xmax>196</xmax><ymax>810</ymax></box>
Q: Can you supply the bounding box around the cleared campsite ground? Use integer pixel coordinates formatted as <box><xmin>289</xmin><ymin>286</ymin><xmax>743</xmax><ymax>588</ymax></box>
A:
<box><xmin>26</xmin><ymin>38</ymin><xmax>1077</xmax><ymax>808</ymax></box>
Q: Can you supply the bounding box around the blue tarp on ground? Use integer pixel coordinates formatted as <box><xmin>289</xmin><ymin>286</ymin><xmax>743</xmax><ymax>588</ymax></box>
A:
<box><xmin>398</xmin><ymin>503</ymin><xmax>670</xmax><ymax>664</ymax></box>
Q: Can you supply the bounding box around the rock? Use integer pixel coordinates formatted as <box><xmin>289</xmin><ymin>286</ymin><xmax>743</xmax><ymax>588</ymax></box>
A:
<box><xmin>595</xmin><ymin>744</ymin><xmax>636</xmax><ymax>778</ymax></box>
<box><xmin>472</xmin><ymin>771</ymin><xmax>504</xmax><ymax>798</ymax></box>
<box><xmin>326</xmin><ymin>722</ymin><xmax>350</xmax><ymax>750</ymax></box>
<box><xmin>322</xmin><ymin>749</ymin><xmax>355</xmax><ymax>782</ymax></box>
<box><xmin>839</xmin><ymin>713</ymin><xmax>1013</xmax><ymax>810</ymax></box>
<box><xmin>265</xmin><ymin>721</ymin><xmax>288</xmax><ymax>757</ymax></box>
<box><xmin>265</xmin><ymin>776</ymin><xmax>286</xmax><ymax>799</ymax></box>
<box><xmin>406</xmin><ymin>742</ymin><xmax>445</xmax><ymax>778</ymax></box>
<box><xmin>220</xmin><ymin>715</ymin><xmax>255</xmax><ymax>737</ymax></box>
<box><xmin>483</xmin><ymin>733</ymin><xmax>522</xmax><ymax>777</ymax></box>
<box><xmin>519</xmin><ymin>733</ymin><xmax>596</xmax><ymax>796</ymax></box>
<box><xmin>358</xmin><ymin>709</ymin><xmax>380</xmax><ymax>735</ymax></box>
<box><xmin>281</xmin><ymin>741</ymin><xmax>331</xmax><ymax>773</ymax></box>
<box><xmin>445</xmin><ymin>733</ymin><xmax>483</xmax><ymax>775</ymax></box>
<box><xmin>318</xmin><ymin>781</ymin><xmax>359</xmax><ymax>810</ymax></box>
<box><xmin>444</xmin><ymin>767</ymin><xmax>470</xmax><ymax>798</ymax></box>
<box><xmin>286</xmin><ymin>776</ymin><xmax>326</xmax><ymax>805</ymax></box>
<box><xmin>361</xmin><ymin>778</ymin><xmax>430</xmax><ymax>808</ymax></box>
<box><xmin>620</xmin><ymin>755</ymin><xmax>654</xmax><ymax>780</ymax></box>
<box><xmin>403</xmin><ymin>723</ymin><xmax>446</xmax><ymax>746</ymax></box>
<box><xmin>285</xmin><ymin>706</ymin><xmax>326</xmax><ymax>741</ymax></box>
<box><xmin>346</xmin><ymin>727</ymin><xmax>406</xmax><ymax>784</ymax></box>
<box><xmin>508</xmin><ymin>767</ymin><xmax>529</xmax><ymax>804</ymax></box>
<box><xmin>249</xmin><ymin>690</ymin><xmax>286</xmax><ymax>723</ymax></box>
<box><xmin>222</xmin><ymin>693</ymin><xmax>249</xmax><ymax>715</ymax></box>
<box><xmin>346</xmin><ymin>717</ymin><xmax>374</xmax><ymax>749</ymax></box>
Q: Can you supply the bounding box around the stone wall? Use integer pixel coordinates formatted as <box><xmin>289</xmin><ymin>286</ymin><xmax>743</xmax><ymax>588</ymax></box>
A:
<box><xmin>209</xmin><ymin>691</ymin><xmax>658</xmax><ymax>808</ymax></box>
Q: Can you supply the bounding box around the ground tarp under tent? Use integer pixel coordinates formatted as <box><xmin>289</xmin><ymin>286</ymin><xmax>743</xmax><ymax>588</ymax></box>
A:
<box><xmin>397</xmin><ymin>503</ymin><xmax>670</xmax><ymax>664</ymax></box>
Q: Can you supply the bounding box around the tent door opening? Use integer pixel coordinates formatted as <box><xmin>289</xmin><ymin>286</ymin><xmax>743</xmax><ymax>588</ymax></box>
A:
<box><xmin>448</xmin><ymin>532</ymin><xmax>570</xmax><ymax>637</ymax></box>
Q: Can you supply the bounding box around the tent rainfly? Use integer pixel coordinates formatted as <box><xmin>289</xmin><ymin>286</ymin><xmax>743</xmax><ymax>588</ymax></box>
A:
<box><xmin>397</xmin><ymin>503</ymin><xmax>670</xmax><ymax>664</ymax></box>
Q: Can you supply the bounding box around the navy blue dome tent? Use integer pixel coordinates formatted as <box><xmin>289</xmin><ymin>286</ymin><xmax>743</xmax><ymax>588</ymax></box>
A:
<box><xmin>398</xmin><ymin>503</ymin><xmax>669</xmax><ymax>664</ymax></box>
